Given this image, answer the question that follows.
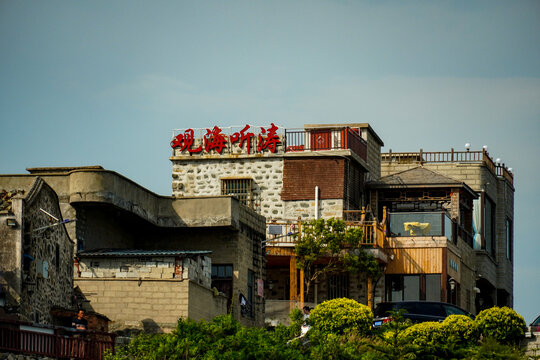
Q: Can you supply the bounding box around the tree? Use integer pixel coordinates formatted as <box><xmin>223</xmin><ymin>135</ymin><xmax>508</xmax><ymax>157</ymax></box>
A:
<box><xmin>294</xmin><ymin>218</ymin><xmax>381</xmax><ymax>299</ymax></box>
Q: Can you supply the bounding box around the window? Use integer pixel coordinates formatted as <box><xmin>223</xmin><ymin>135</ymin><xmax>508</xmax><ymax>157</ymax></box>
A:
<box><xmin>221</xmin><ymin>178</ymin><xmax>253</xmax><ymax>207</ymax></box>
<box><xmin>386</xmin><ymin>274</ymin><xmax>441</xmax><ymax>302</ymax></box>
<box><xmin>212</xmin><ymin>264</ymin><xmax>233</xmax><ymax>310</ymax></box>
<box><xmin>247</xmin><ymin>270</ymin><xmax>254</xmax><ymax>318</ymax></box>
<box><xmin>484</xmin><ymin>196</ymin><xmax>496</xmax><ymax>256</ymax></box>
<box><xmin>506</xmin><ymin>218</ymin><xmax>513</xmax><ymax>261</ymax></box>
<box><xmin>327</xmin><ymin>273</ymin><xmax>349</xmax><ymax>299</ymax></box>
<box><xmin>425</xmin><ymin>274</ymin><xmax>441</xmax><ymax>301</ymax></box>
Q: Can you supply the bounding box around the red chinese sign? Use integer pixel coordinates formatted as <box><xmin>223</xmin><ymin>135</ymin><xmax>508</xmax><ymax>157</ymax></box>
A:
<box><xmin>171</xmin><ymin>124</ymin><xmax>281</xmax><ymax>154</ymax></box>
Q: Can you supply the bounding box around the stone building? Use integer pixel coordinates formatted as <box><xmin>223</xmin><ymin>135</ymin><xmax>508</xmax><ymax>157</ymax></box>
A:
<box><xmin>169</xmin><ymin>122</ymin><xmax>515</xmax><ymax>321</ymax></box>
<box><xmin>0</xmin><ymin>167</ymin><xmax>266</xmax><ymax>331</ymax></box>
<box><xmin>0</xmin><ymin>177</ymin><xmax>74</xmax><ymax>324</ymax></box>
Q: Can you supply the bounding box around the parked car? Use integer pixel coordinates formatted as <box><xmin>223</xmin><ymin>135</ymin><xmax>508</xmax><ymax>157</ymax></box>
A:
<box><xmin>530</xmin><ymin>314</ymin><xmax>540</xmax><ymax>332</ymax></box>
<box><xmin>372</xmin><ymin>301</ymin><xmax>473</xmax><ymax>327</ymax></box>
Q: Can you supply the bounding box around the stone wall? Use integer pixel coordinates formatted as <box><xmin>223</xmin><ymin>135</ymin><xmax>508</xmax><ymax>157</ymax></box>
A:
<box><xmin>15</xmin><ymin>179</ymin><xmax>73</xmax><ymax>324</ymax></box>
<box><xmin>172</xmin><ymin>157</ymin><xmax>284</xmax><ymax>219</ymax></box>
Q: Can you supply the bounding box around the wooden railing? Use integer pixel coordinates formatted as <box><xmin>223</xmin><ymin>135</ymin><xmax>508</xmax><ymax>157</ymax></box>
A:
<box><xmin>382</xmin><ymin>149</ymin><xmax>513</xmax><ymax>185</ymax></box>
<box><xmin>0</xmin><ymin>323</ymin><xmax>115</xmax><ymax>360</ymax></box>
<box><xmin>265</xmin><ymin>217</ymin><xmax>385</xmax><ymax>249</ymax></box>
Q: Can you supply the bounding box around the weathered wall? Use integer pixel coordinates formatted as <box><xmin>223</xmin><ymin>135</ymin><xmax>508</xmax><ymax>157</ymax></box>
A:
<box><xmin>75</xmin><ymin>278</ymin><xmax>227</xmax><ymax>332</ymax></box>
<box><xmin>20</xmin><ymin>179</ymin><xmax>74</xmax><ymax>324</ymax></box>
<box><xmin>0</xmin><ymin>194</ymin><xmax>24</xmax><ymax>308</ymax></box>
<box><xmin>172</xmin><ymin>157</ymin><xmax>284</xmax><ymax>219</ymax></box>
<box><xmin>76</xmin><ymin>255</ymin><xmax>212</xmax><ymax>288</ymax></box>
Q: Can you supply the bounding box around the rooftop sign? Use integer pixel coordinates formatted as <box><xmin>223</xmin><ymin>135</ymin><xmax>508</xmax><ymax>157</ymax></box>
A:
<box><xmin>171</xmin><ymin>123</ymin><xmax>282</xmax><ymax>155</ymax></box>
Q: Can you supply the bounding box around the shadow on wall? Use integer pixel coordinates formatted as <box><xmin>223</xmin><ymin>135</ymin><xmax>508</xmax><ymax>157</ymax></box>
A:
<box><xmin>142</xmin><ymin>318</ymin><xmax>164</xmax><ymax>333</ymax></box>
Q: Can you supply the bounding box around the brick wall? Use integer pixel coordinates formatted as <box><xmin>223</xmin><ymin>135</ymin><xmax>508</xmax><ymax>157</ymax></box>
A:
<box><xmin>281</xmin><ymin>158</ymin><xmax>344</xmax><ymax>200</ymax></box>
<box><xmin>75</xmin><ymin>278</ymin><xmax>227</xmax><ymax>332</ymax></box>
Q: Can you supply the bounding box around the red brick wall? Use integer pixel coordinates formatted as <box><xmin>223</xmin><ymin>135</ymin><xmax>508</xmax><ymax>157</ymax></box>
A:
<box><xmin>281</xmin><ymin>158</ymin><xmax>344</xmax><ymax>200</ymax></box>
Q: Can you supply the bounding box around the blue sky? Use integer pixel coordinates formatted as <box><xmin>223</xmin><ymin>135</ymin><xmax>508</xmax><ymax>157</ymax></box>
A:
<box><xmin>1</xmin><ymin>0</ymin><xmax>539</xmax><ymax>322</ymax></box>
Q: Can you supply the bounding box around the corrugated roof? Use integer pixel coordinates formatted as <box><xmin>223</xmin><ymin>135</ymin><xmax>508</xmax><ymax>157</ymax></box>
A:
<box><xmin>77</xmin><ymin>249</ymin><xmax>212</xmax><ymax>257</ymax></box>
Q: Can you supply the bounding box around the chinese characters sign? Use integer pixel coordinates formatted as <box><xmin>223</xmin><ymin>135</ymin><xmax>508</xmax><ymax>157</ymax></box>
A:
<box><xmin>171</xmin><ymin>124</ymin><xmax>282</xmax><ymax>155</ymax></box>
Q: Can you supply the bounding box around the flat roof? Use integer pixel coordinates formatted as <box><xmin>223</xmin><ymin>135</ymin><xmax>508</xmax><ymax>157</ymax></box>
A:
<box><xmin>77</xmin><ymin>249</ymin><xmax>212</xmax><ymax>257</ymax></box>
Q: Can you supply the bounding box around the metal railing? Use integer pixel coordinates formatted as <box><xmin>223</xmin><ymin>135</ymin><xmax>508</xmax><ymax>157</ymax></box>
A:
<box><xmin>0</xmin><ymin>322</ymin><xmax>115</xmax><ymax>360</ymax></box>
<box><xmin>381</xmin><ymin>148</ymin><xmax>513</xmax><ymax>185</ymax></box>
<box><xmin>284</xmin><ymin>127</ymin><xmax>367</xmax><ymax>160</ymax></box>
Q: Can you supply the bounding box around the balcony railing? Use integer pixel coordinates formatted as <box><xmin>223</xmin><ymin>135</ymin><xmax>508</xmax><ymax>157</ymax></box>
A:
<box><xmin>0</xmin><ymin>321</ymin><xmax>115</xmax><ymax>360</ymax></box>
<box><xmin>265</xmin><ymin>217</ymin><xmax>384</xmax><ymax>248</ymax></box>
<box><xmin>284</xmin><ymin>127</ymin><xmax>367</xmax><ymax>160</ymax></box>
<box><xmin>381</xmin><ymin>148</ymin><xmax>513</xmax><ymax>185</ymax></box>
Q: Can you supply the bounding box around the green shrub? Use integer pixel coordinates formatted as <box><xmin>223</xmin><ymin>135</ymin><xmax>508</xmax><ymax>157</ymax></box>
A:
<box><xmin>441</xmin><ymin>314</ymin><xmax>479</xmax><ymax>345</ymax></box>
<box><xmin>400</xmin><ymin>321</ymin><xmax>443</xmax><ymax>347</ymax></box>
<box><xmin>475</xmin><ymin>307</ymin><xmax>527</xmax><ymax>344</ymax></box>
<box><xmin>309</xmin><ymin>298</ymin><xmax>373</xmax><ymax>335</ymax></box>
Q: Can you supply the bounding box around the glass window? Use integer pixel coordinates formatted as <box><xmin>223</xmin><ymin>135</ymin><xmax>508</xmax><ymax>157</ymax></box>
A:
<box><xmin>420</xmin><ymin>303</ymin><xmax>443</xmax><ymax>316</ymax></box>
<box><xmin>425</xmin><ymin>274</ymin><xmax>441</xmax><ymax>301</ymax></box>
<box><xmin>484</xmin><ymin>197</ymin><xmax>496</xmax><ymax>256</ymax></box>
<box><xmin>403</xmin><ymin>275</ymin><xmax>420</xmax><ymax>300</ymax></box>
<box><xmin>443</xmin><ymin>304</ymin><xmax>469</xmax><ymax>316</ymax></box>
<box><xmin>506</xmin><ymin>219</ymin><xmax>513</xmax><ymax>261</ymax></box>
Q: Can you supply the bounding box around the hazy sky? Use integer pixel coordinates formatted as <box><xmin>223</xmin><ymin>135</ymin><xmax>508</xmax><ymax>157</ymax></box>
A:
<box><xmin>1</xmin><ymin>1</ymin><xmax>539</xmax><ymax>322</ymax></box>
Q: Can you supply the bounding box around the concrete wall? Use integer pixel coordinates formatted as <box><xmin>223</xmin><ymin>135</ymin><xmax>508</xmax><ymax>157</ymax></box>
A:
<box><xmin>75</xmin><ymin>278</ymin><xmax>227</xmax><ymax>332</ymax></box>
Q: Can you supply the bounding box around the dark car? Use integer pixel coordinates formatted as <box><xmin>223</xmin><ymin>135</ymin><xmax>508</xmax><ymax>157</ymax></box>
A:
<box><xmin>530</xmin><ymin>315</ymin><xmax>540</xmax><ymax>332</ymax></box>
<box><xmin>373</xmin><ymin>301</ymin><xmax>473</xmax><ymax>327</ymax></box>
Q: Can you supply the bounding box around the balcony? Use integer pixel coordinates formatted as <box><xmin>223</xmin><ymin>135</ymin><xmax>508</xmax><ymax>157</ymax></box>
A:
<box><xmin>381</xmin><ymin>148</ymin><xmax>513</xmax><ymax>185</ymax></box>
<box><xmin>265</xmin><ymin>218</ymin><xmax>384</xmax><ymax>249</ymax></box>
<box><xmin>284</xmin><ymin>127</ymin><xmax>367</xmax><ymax>160</ymax></box>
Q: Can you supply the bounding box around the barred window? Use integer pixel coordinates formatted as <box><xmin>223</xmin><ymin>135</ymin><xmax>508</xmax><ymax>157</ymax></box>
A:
<box><xmin>221</xmin><ymin>178</ymin><xmax>253</xmax><ymax>207</ymax></box>
<box><xmin>327</xmin><ymin>273</ymin><xmax>349</xmax><ymax>299</ymax></box>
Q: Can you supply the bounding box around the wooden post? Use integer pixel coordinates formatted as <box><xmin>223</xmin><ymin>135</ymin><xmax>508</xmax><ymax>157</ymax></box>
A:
<box><xmin>290</xmin><ymin>255</ymin><xmax>297</xmax><ymax>302</ymax></box>
<box><xmin>367</xmin><ymin>276</ymin><xmax>373</xmax><ymax>309</ymax></box>
<box><xmin>300</xmin><ymin>269</ymin><xmax>305</xmax><ymax>305</ymax></box>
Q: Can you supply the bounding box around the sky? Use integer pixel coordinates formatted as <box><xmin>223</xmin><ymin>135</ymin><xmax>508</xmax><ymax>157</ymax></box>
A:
<box><xmin>1</xmin><ymin>0</ymin><xmax>539</xmax><ymax>323</ymax></box>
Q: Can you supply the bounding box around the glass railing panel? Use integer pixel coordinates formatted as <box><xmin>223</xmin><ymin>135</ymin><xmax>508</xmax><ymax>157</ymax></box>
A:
<box><xmin>389</xmin><ymin>212</ymin><xmax>446</xmax><ymax>237</ymax></box>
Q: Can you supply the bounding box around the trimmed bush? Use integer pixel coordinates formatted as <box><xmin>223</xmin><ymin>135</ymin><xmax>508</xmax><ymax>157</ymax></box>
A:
<box><xmin>475</xmin><ymin>306</ymin><xmax>527</xmax><ymax>344</ymax></box>
<box><xmin>441</xmin><ymin>314</ymin><xmax>479</xmax><ymax>345</ymax></box>
<box><xmin>400</xmin><ymin>321</ymin><xmax>442</xmax><ymax>347</ymax></box>
<box><xmin>309</xmin><ymin>298</ymin><xmax>373</xmax><ymax>335</ymax></box>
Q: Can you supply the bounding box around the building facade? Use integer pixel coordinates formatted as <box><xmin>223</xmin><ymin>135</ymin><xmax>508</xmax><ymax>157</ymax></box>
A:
<box><xmin>1</xmin><ymin>167</ymin><xmax>266</xmax><ymax>331</ymax></box>
<box><xmin>169</xmin><ymin>123</ymin><xmax>515</xmax><ymax>321</ymax></box>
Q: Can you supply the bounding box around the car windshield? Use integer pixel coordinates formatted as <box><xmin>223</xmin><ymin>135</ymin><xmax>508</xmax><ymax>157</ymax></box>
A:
<box><xmin>532</xmin><ymin>316</ymin><xmax>540</xmax><ymax>326</ymax></box>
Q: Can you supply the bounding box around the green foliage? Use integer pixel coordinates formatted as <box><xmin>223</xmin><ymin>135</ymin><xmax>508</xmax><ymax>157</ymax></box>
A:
<box><xmin>469</xmin><ymin>337</ymin><xmax>527</xmax><ymax>360</ymax></box>
<box><xmin>294</xmin><ymin>218</ymin><xmax>381</xmax><ymax>297</ymax></box>
<box><xmin>401</xmin><ymin>321</ymin><xmax>443</xmax><ymax>347</ymax></box>
<box><xmin>441</xmin><ymin>314</ymin><xmax>479</xmax><ymax>345</ymax></box>
<box><xmin>106</xmin><ymin>314</ymin><xmax>307</xmax><ymax>360</ymax></box>
<box><xmin>309</xmin><ymin>298</ymin><xmax>373</xmax><ymax>336</ymax></box>
<box><xmin>475</xmin><ymin>306</ymin><xmax>527</xmax><ymax>344</ymax></box>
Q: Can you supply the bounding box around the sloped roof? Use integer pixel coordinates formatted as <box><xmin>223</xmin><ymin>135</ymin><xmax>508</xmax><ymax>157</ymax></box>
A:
<box><xmin>369</xmin><ymin>166</ymin><xmax>477</xmax><ymax>197</ymax></box>
<box><xmin>77</xmin><ymin>249</ymin><xmax>211</xmax><ymax>257</ymax></box>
